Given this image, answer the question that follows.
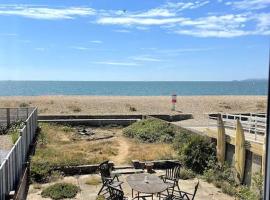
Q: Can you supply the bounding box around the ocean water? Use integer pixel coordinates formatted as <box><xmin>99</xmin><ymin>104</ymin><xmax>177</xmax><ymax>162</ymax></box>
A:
<box><xmin>0</xmin><ymin>81</ymin><xmax>267</xmax><ymax>96</ymax></box>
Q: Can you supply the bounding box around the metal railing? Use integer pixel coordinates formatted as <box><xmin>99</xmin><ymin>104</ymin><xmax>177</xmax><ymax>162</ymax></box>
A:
<box><xmin>207</xmin><ymin>113</ymin><xmax>267</xmax><ymax>141</ymax></box>
<box><xmin>0</xmin><ymin>107</ymin><xmax>38</xmax><ymax>200</ymax></box>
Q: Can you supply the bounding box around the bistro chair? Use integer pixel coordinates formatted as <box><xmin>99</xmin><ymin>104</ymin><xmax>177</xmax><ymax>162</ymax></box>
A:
<box><xmin>98</xmin><ymin>160</ymin><xmax>123</xmax><ymax>195</ymax></box>
<box><xmin>179</xmin><ymin>181</ymin><xmax>199</xmax><ymax>200</ymax></box>
<box><xmin>159</xmin><ymin>161</ymin><xmax>182</xmax><ymax>197</ymax></box>
<box><xmin>108</xmin><ymin>185</ymin><xmax>128</xmax><ymax>200</ymax></box>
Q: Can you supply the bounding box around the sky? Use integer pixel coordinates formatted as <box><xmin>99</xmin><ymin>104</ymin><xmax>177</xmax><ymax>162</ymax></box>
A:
<box><xmin>0</xmin><ymin>0</ymin><xmax>269</xmax><ymax>81</ymax></box>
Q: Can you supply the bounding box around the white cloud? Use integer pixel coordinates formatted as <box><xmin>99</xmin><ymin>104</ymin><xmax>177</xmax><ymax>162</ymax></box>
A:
<box><xmin>165</xmin><ymin>1</ymin><xmax>209</xmax><ymax>11</ymax></box>
<box><xmin>0</xmin><ymin>4</ymin><xmax>95</xmax><ymax>20</ymax></box>
<box><xmin>113</xmin><ymin>29</ymin><xmax>131</xmax><ymax>33</ymax></box>
<box><xmin>131</xmin><ymin>55</ymin><xmax>161</xmax><ymax>62</ymax></box>
<box><xmin>97</xmin><ymin>17</ymin><xmax>185</xmax><ymax>25</ymax></box>
<box><xmin>90</xmin><ymin>40</ymin><xmax>103</xmax><ymax>44</ymax></box>
<box><xmin>92</xmin><ymin>61</ymin><xmax>139</xmax><ymax>66</ymax></box>
<box><xmin>70</xmin><ymin>46</ymin><xmax>90</xmax><ymax>50</ymax></box>
<box><xmin>130</xmin><ymin>8</ymin><xmax>175</xmax><ymax>17</ymax></box>
<box><xmin>226</xmin><ymin>0</ymin><xmax>270</xmax><ymax>10</ymax></box>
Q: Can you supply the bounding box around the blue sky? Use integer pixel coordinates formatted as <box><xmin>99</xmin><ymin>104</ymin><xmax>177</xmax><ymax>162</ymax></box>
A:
<box><xmin>0</xmin><ymin>0</ymin><xmax>269</xmax><ymax>81</ymax></box>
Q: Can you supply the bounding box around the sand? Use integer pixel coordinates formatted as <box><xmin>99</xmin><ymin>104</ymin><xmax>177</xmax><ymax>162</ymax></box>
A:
<box><xmin>0</xmin><ymin>95</ymin><xmax>266</xmax><ymax>118</ymax></box>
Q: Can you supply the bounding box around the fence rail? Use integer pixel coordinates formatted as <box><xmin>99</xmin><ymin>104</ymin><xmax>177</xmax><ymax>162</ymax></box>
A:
<box><xmin>0</xmin><ymin>107</ymin><xmax>38</xmax><ymax>200</ymax></box>
<box><xmin>208</xmin><ymin>113</ymin><xmax>266</xmax><ymax>140</ymax></box>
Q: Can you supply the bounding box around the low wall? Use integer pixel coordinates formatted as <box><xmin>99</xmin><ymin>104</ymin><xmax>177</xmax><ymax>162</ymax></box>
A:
<box><xmin>38</xmin><ymin>114</ymin><xmax>192</xmax><ymax>123</ymax></box>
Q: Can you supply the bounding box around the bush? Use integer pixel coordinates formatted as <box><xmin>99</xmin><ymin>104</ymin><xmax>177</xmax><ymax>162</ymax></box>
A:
<box><xmin>221</xmin><ymin>181</ymin><xmax>237</xmax><ymax>196</ymax></box>
<box><xmin>182</xmin><ymin>135</ymin><xmax>216</xmax><ymax>174</ymax></box>
<box><xmin>179</xmin><ymin>168</ymin><xmax>196</xmax><ymax>180</ymax></box>
<box><xmin>123</xmin><ymin>118</ymin><xmax>175</xmax><ymax>143</ymax></box>
<box><xmin>41</xmin><ymin>183</ymin><xmax>80</xmax><ymax>200</ymax></box>
<box><xmin>30</xmin><ymin>160</ymin><xmax>52</xmax><ymax>183</ymax></box>
<box><xmin>237</xmin><ymin>186</ymin><xmax>258</xmax><ymax>200</ymax></box>
<box><xmin>19</xmin><ymin>102</ymin><xmax>29</xmax><ymax>107</ymax></box>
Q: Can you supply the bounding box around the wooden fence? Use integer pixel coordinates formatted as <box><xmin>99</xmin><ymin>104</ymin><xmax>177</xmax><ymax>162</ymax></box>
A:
<box><xmin>0</xmin><ymin>107</ymin><xmax>38</xmax><ymax>200</ymax></box>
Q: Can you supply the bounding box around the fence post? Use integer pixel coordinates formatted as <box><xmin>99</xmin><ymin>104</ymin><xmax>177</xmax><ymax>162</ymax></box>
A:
<box><xmin>6</xmin><ymin>108</ymin><xmax>10</xmax><ymax>128</ymax></box>
<box><xmin>235</xmin><ymin>119</ymin><xmax>246</xmax><ymax>183</ymax></box>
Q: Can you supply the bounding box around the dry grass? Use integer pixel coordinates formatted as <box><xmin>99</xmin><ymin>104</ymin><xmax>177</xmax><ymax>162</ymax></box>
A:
<box><xmin>34</xmin><ymin>123</ymin><xmax>119</xmax><ymax>166</ymax></box>
<box><xmin>125</xmin><ymin>139</ymin><xmax>176</xmax><ymax>163</ymax></box>
<box><xmin>85</xmin><ymin>177</ymin><xmax>102</xmax><ymax>186</ymax></box>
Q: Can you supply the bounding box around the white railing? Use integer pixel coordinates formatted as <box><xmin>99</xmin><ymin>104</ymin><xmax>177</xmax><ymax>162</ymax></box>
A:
<box><xmin>207</xmin><ymin>113</ymin><xmax>267</xmax><ymax>141</ymax></box>
<box><xmin>0</xmin><ymin>107</ymin><xmax>38</xmax><ymax>200</ymax></box>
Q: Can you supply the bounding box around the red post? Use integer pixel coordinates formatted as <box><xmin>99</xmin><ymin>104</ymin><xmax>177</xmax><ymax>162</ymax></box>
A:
<box><xmin>171</xmin><ymin>94</ymin><xmax>177</xmax><ymax>111</ymax></box>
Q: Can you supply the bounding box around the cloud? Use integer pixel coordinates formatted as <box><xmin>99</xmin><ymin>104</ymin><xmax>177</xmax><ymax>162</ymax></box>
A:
<box><xmin>131</xmin><ymin>55</ymin><xmax>161</xmax><ymax>62</ymax></box>
<box><xmin>0</xmin><ymin>4</ymin><xmax>95</xmax><ymax>20</ymax></box>
<box><xmin>113</xmin><ymin>29</ymin><xmax>131</xmax><ymax>33</ymax></box>
<box><xmin>165</xmin><ymin>1</ymin><xmax>210</xmax><ymax>11</ymax></box>
<box><xmin>92</xmin><ymin>61</ymin><xmax>139</xmax><ymax>66</ymax></box>
<box><xmin>70</xmin><ymin>46</ymin><xmax>90</xmax><ymax>50</ymax></box>
<box><xmin>90</xmin><ymin>40</ymin><xmax>103</xmax><ymax>44</ymax></box>
<box><xmin>97</xmin><ymin>17</ymin><xmax>185</xmax><ymax>25</ymax></box>
<box><xmin>226</xmin><ymin>0</ymin><xmax>270</xmax><ymax>10</ymax></box>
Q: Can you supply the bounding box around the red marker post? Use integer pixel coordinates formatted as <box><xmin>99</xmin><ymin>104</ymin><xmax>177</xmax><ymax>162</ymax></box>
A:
<box><xmin>171</xmin><ymin>94</ymin><xmax>177</xmax><ymax>111</ymax></box>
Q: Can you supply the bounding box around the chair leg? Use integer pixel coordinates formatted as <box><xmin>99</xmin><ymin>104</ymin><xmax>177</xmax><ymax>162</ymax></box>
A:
<box><xmin>98</xmin><ymin>184</ymin><xmax>105</xmax><ymax>195</ymax></box>
<box><xmin>176</xmin><ymin>182</ymin><xmax>182</xmax><ymax>198</ymax></box>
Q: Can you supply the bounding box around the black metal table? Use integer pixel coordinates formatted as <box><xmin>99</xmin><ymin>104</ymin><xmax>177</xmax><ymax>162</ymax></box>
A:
<box><xmin>126</xmin><ymin>174</ymin><xmax>168</xmax><ymax>199</ymax></box>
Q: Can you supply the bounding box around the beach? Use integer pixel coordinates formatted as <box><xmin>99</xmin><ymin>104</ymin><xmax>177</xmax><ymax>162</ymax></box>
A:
<box><xmin>0</xmin><ymin>96</ymin><xmax>267</xmax><ymax>122</ymax></box>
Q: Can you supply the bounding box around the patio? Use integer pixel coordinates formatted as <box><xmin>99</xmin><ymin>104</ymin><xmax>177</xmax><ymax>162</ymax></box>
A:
<box><xmin>27</xmin><ymin>171</ymin><xmax>234</xmax><ymax>200</ymax></box>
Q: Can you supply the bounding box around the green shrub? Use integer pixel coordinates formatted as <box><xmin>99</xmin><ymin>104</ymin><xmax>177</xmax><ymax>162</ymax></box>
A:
<box><xmin>123</xmin><ymin>118</ymin><xmax>175</xmax><ymax>143</ymax></box>
<box><xmin>30</xmin><ymin>160</ymin><xmax>52</xmax><ymax>183</ymax></box>
<box><xmin>252</xmin><ymin>172</ymin><xmax>263</xmax><ymax>199</ymax></box>
<box><xmin>19</xmin><ymin>102</ymin><xmax>29</xmax><ymax>107</ymax></box>
<box><xmin>179</xmin><ymin>168</ymin><xmax>196</xmax><ymax>180</ymax></box>
<box><xmin>182</xmin><ymin>135</ymin><xmax>216</xmax><ymax>174</ymax></box>
<box><xmin>10</xmin><ymin>130</ymin><xmax>20</xmax><ymax>144</ymax></box>
<box><xmin>237</xmin><ymin>186</ymin><xmax>258</xmax><ymax>200</ymax></box>
<box><xmin>41</xmin><ymin>183</ymin><xmax>80</xmax><ymax>200</ymax></box>
<box><xmin>221</xmin><ymin>182</ymin><xmax>237</xmax><ymax>196</ymax></box>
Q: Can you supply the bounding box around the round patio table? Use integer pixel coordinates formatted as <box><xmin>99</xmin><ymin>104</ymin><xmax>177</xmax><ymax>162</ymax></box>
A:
<box><xmin>126</xmin><ymin>174</ymin><xmax>168</xmax><ymax>199</ymax></box>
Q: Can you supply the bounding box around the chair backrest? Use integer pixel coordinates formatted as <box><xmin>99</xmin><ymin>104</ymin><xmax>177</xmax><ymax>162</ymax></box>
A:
<box><xmin>191</xmin><ymin>181</ymin><xmax>199</xmax><ymax>200</ymax></box>
<box><xmin>165</xmin><ymin>162</ymin><xmax>181</xmax><ymax>181</ymax></box>
<box><xmin>99</xmin><ymin>160</ymin><xmax>111</xmax><ymax>182</ymax></box>
<box><xmin>108</xmin><ymin>185</ymin><xmax>124</xmax><ymax>200</ymax></box>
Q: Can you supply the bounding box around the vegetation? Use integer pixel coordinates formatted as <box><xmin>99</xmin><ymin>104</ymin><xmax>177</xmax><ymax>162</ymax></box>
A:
<box><xmin>202</xmin><ymin>162</ymin><xmax>262</xmax><ymax>199</ymax></box>
<box><xmin>96</xmin><ymin>195</ymin><xmax>105</xmax><ymax>200</ymax></box>
<box><xmin>41</xmin><ymin>183</ymin><xmax>80</xmax><ymax>200</ymax></box>
<box><xmin>126</xmin><ymin>140</ymin><xmax>176</xmax><ymax>162</ymax></box>
<box><xmin>85</xmin><ymin>177</ymin><xmax>102</xmax><ymax>186</ymax></box>
<box><xmin>68</xmin><ymin>105</ymin><xmax>81</xmax><ymax>113</ymax></box>
<box><xmin>19</xmin><ymin>102</ymin><xmax>29</xmax><ymax>107</ymax></box>
<box><xmin>8</xmin><ymin>121</ymin><xmax>25</xmax><ymax>143</ymax></box>
<box><xmin>30</xmin><ymin>123</ymin><xmax>119</xmax><ymax>182</ymax></box>
<box><xmin>123</xmin><ymin>118</ymin><xmax>175</xmax><ymax>143</ymax></box>
<box><xmin>179</xmin><ymin>168</ymin><xmax>196</xmax><ymax>180</ymax></box>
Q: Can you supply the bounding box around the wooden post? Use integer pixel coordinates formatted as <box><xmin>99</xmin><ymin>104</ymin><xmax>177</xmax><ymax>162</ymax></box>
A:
<box><xmin>6</xmin><ymin>108</ymin><xmax>10</xmax><ymax>128</ymax></box>
<box><xmin>235</xmin><ymin>119</ymin><xmax>246</xmax><ymax>183</ymax></box>
<box><xmin>217</xmin><ymin>115</ymin><xmax>226</xmax><ymax>165</ymax></box>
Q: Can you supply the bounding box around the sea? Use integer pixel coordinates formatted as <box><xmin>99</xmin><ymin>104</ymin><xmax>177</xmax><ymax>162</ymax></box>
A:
<box><xmin>0</xmin><ymin>81</ymin><xmax>267</xmax><ymax>96</ymax></box>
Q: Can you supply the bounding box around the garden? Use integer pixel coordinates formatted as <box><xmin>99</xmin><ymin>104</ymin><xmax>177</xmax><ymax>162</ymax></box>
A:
<box><xmin>27</xmin><ymin>118</ymin><xmax>263</xmax><ymax>200</ymax></box>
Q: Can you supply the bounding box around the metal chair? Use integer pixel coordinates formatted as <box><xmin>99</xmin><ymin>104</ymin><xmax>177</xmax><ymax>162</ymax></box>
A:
<box><xmin>179</xmin><ymin>181</ymin><xmax>199</xmax><ymax>200</ymax></box>
<box><xmin>108</xmin><ymin>185</ymin><xmax>128</xmax><ymax>200</ymax></box>
<box><xmin>159</xmin><ymin>162</ymin><xmax>182</xmax><ymax>197</ymax></box>
<box><xmin>98</xmin><ymin>160</ymin><xmax>123</xmax><ymax>195</ymax></box>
